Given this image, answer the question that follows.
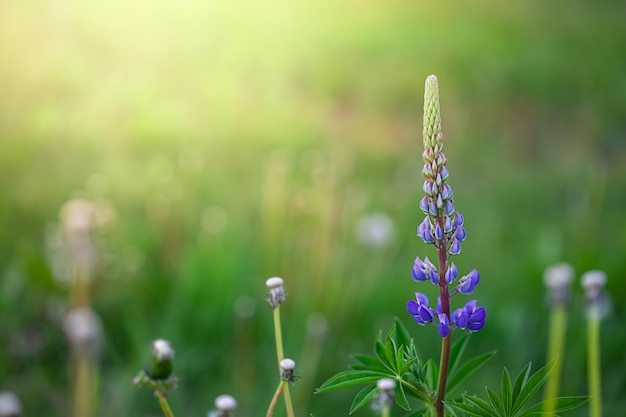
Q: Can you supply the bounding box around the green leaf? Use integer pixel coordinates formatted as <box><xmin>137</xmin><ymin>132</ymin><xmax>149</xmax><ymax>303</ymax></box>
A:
<box><xmin>486</xmin><ymin>387</ymin><xmax>504</xmax><ymax>416</ymax></box>
<box><xmin>501</xmin><ymin>368</ymin><xmax>512</xmax><ymax>414</ymax></box>
<box><xmin>374</xmin><ymin>335</ymin><xmax>395</xmax><ymax>373</ymax></box>
<box><xmin>523</xmin><ymin>396</ymin><xmax>588</xmax><ymax>416</ymax></box>
<box><xmin>452</xmin><ymin>395</ymin><xmax>498</xmax><ymax>417</ymax></box>
<box><xmin>447</xmin><ymin>351</ymin><xmax>495</xmax><ymax>394</ymax></box>
<box><xmin>316</xmin><ymin>370</ymin><xmax>389</xmax><ymax>393</ymax></box>
<box><xmin>398</xmin><ymin>357</ymin><xmax>418</xmax><ymax>376</ymax></box>
<box><xmin>512</xmin><ymin>361</ymin><xmax>555</xmax><ymax>415</ymax></box>
<box><xmin>395</xmin><ymin>381</ymin><xmax>412</xmax><ymax>410</ymax></box>
<box><xmin>394</xmin><ymin>318</ymin><xmax>413</xmax><ymax>349</ymax></box>
<box><xmin>352</xmin><ymin>355</ymin><xmax>390</xmax><ymax>373</ymax></box>
<box><xmin>511</xmin><ymin>363</ymin><xmax>531</xmax><ymax>405</ymax></box>
<box><xmin>449</xmin><ymin>333</ymin><xmax>470</xmax><ymax>375</ymax></box>
<box><xmin>348</xmin><ymin>384</ymin><xmax>378</xmax><ymax>414</ymax></box>
<box><xmin>424</xmin><ymin>359</ymin><xmax>438</xmax><ymax>391</ymax></box>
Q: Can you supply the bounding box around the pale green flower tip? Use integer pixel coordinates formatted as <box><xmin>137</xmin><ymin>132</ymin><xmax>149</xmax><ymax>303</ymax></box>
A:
<box><xmin>0</xmin><ymin>391</ymin><xmax>22</xmax><ymax>417</ymax></box>
<box><xmin>215</xmin><ymin>394</ymin><xmax>237</xmax><ymax>411</ymax></box>
<box><xmin>376</xmin><ymin>378</ymin><xmax>396</xmax><ymax>391</ymax></box>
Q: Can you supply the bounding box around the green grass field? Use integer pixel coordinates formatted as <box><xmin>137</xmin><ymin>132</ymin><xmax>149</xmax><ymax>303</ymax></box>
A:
<box><xmin>1</xmin><ymin>0</ymin><xmax>625</xmax><ymax>415</ymax></box>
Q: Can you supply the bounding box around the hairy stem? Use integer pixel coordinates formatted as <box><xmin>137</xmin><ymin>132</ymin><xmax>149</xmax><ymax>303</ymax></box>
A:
<box><xmin>435</xmin><ymin>220</ymin><xmax>451</xmax><ymax>417</ymax></box>
<box><xmin>587</xmin><ymin>306</ymin><xmax>602</xmax><ymax>417</ymax></box>
<box><xmin>156</xmin><ymin>391</ymin><xmax>175</xmax><ymax>417</ymax></box>
<box><xmin>543</xmin><ymin>305</ymin><xmax>567</xmax><ymax>413</ymax></box>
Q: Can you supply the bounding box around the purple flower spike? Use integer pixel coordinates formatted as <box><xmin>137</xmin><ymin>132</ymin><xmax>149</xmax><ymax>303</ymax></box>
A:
<box><xmin>407</xmin><ymin>293</ymin><xmax>435</xmax><ymax>325</ymax></box>
<box><xmin>438</xmin><ymin>314</ymin><xmax>450</xmax><ymax>337</ymax></box>
<box><xmin>445</xmin><ymin>262</ymin><xmax>458</xmax><ymax>284</ymax></box>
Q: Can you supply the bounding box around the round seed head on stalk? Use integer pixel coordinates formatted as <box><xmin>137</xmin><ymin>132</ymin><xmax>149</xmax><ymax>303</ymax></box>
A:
<box><xmin>581</xmin><ymin>270</ymin><xmax>611</xmax><ymax>319</ymax></box>
<box><xmin>63</xmin><ymin>307</ymin><xmax>102</xmax><ymax>358</ymax></box>
<box><xmin>543</xmin><ymin>263</ymin><xmax>574</xmax><ymax>306</ymax></box>
<box><xmin>133</xmin><ymin>339</ymin><xmax>179</xmax><ymax>396</ymax></box>
<box><xmin>214</xmin><ymin>394</ymin><xmax>237</xmax><ymax>416</ymax></box>
<box><xmin>266</xmin><ymin>277</ymin><xmax>285</xmax><ymax>309</ymax></box>
<box><xmin>280</xmin><ymin>358</ymin><xmax>298</xmax><ymax>383</ymax></box>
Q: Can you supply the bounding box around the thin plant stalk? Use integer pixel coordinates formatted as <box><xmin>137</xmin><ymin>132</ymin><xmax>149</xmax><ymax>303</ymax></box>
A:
<box><xmin>587</xmin><ymin>306</ymin><xmax>602</xmax><ymax>417</ymax></box>
<box><xmin>266</xmin><ymin>380</ymin><xmax>286</xmax><ymax>417</ymax></box>
<box><xmin>543</xmin><ymin>305</ymin><xmax>567</xmax><ymax>413</ymax></box>
<box><xmin>272</xmin><ymin>306</ymin><xmax>295</xmax><ymax>417</ymax></box>
<box><xmin>435</xmin><ymin>221</ymin><xmax>451</xmax><ymax>417</ymax></box>
<box><xmin>156</xmin><ymin>391</ymin><xmax>175</xmax><ymax>417</ymax></box>
<box><xmin>381</xmin><ymin>402</ymin><xmax>390</xmax><ymax>417</ymax></box>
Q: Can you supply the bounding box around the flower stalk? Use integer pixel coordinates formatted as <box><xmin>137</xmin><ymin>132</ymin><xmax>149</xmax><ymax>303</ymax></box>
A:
<box><xmin>266</xmin><ymin>278</ymin><xmax>296</xmax><ymax>417</ymax></box>
<box><xmin>407</xmin><ymin>75</ymin><xmax>486</xmax><ymax>417</ymax></box>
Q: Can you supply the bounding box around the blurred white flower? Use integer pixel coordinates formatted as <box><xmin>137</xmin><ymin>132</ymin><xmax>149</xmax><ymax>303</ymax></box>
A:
<box><xmin>356</xmin><ymin>212</ymin><xmax>395</xmax><ymax>249</ymax></box>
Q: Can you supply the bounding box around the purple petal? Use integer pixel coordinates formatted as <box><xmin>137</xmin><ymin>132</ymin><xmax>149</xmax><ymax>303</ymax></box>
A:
<box><xmin>429</xmin><ymin>201</ymin><xmax>438</xmax><ymax>216</ymax></box>
<box><xmin>435</xmin><ymin>223</ymin><xmax>443</xmax><ymax>240</ymax></box>
<box><xmin>415</xmin><ymin>292</ymin><xmax>429</xmax><ymax>306</ymax></box>
<box><xmin>436</xmin><ymin>194</ymin><xmax>443</xmax><ymax>209</ymax></box>
<box><xmin>419</xmin><ymin>197</ymin><xmax>429</xmax><ymax>213</ymax></box>
<box><xmin>406</xmin><ymin>300</ymin><xmax>419</xmax><ymax>315</ymax></box>
<box><xmin>419</xmin><ymin>307</ymin><xmax>435</xmax><ymax>323</ymax></box>
<box><xmin>423</xmin><ymin>181</ymin><xmax>433</xmax><ymax>197</ymax></box>
<box><xmin>445</xmin><ymin>262</ymin><xmax>458</xmax><ymax>283</ymax></box>
<box><xmin>455</xmin><ymin>226</ymin><xmax>467</xmax><ymax>242</ymax></box>
<box><xmin>449</xmin><ymin>239</ymin><xmax>461</xmax><ymax>255</ymax></box>
<box><xmin>468</xmin><ymin>320</ymin><xmax>485</xmax><ymax>332</ymax></box>
<box><xmin>454</xmin><ymin>212</ymin><xmax>464</xmax><ymax>227</ymax></box>
<box><xmin>458</xmin><ymin>277</ymin><xmax>474</xmax><ymax>294</ymax></box>
<box><xmin>454</xmin><ymin>310</ymin><xmax>468</xmax><ymax>329</ymax></box>
<box><xmin>469</xmin><ymin>306</ymin><xmax>486</xmax><ymax>322</ymax></box>
<box><xmin>429</xmin><ymin>269</ymin><xmax>439</xmax><ymax>285</ymax></box>
<box><xmin>464</xmin><ymin>300</ymin><xmax>478</xmax><ymax>312</ymax></box>
<box><xmin>440</xmin><ymin>166</ymin><xmax>449</xmax><ymax>181</ymax></box>
<box><xmin>438</xmin><ymin>314</ymin><xmax>450</xmax><ymax>337</ymax></box>
<box><xmin>445</xmin><ymin>200</ymin><xmax>455</xmax><ymax>216</ymax></box>
<box><xmin>444</xmin><ymin>216</ymin><xmax>453</xmax><ymax>233</ymax></box>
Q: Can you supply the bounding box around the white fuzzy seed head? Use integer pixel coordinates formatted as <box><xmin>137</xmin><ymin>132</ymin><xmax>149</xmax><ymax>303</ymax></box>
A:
<box><xmin>265</xmin><ymin>277</ymin><xmax>284</xmax><ymax>288</ymax></box>
<box><xmin>215</xmin><ymin>394</ymin><xmax>237</xmax><ymax>411</ymax></box>
<box><xmin>543</xmin><ymin>263</ymin><xmax>574</xmax><ymax>289</ymax></box>
<box><xmin>152</xmin><ymin>339</ymin><xmax>175</xmax><ymax>361</ymax></box>
<box><xmin>0</xmin><ymin>391</ymin><xmax>22</xmax><ymax>417</ymax></box>
<box><xmin>376</xmin><ymin>378</ymin><xmax>396</xmax><ymax>391</ymax></box>
<box><xmin>581</xmin><ymin>270</ymin><xmax>607</xmax><ymax>291</ymax></box>
<box><xmin>280</xmin><ymin>358</ymin><xmax>296</xmax><ymax>370</ymax></box>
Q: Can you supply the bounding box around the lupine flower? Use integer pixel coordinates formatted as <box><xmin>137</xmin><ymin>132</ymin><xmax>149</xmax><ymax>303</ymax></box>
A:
<box><xmin>438</xmin><ymin>313</ymin><xmax>450</xmax><ymax>337</ymax></box>
<box><xmin>407</xmin><ymin>293</ymin><xmax>435</xmax><ymax>325</ymax></box>
<box><xmin>451</xmin><ymin>300</ymin><xmax>486</xmax><ymax>332</ymax></box>
<box><xmin>406</xmin><ymin>75</ymin><xmax>486</xmax><ymax>338</ymax></box>
<box><xmin>411</xmin><ymin>256</ymin><xmax>439</xmax><ymax>284</ymax></box>
<box><xmin>457</xmin><ymin>269</ymin><xmax>480</xmax><ymax>294</ymax></box>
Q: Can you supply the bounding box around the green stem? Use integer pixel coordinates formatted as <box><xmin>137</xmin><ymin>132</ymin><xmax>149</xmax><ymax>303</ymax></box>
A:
<box><xmin>156</xmin><ymin>391</ymin><xmax>175</xmax><ymax>417</ymax></box>
<box><xmin>272</xmin><ymin>306</ymin><xmax>296</xmax><ymax>417</ymax></box>
<box><xmin>543</xmin><ymin>305</ymin><xmax>567</xmax><ymax>413</ymax></box>
<box><xmin>266</xmin><ymin>380</ymin><xmax>285</xmax><ymax>417</ymax></box>
<box><xmin>587</xmin><ymin>307</ymin><xmax>602</xmax><ymax>417</ymax></box>
<box><xmin>435</xmin><ymin>219</ymin><xmax>451</xmax><ymax>417</ymax></box>
<box><xmin>381</xmin><ymin>402</ymin><xmax>390</xmax><ymax>417</ymax></box>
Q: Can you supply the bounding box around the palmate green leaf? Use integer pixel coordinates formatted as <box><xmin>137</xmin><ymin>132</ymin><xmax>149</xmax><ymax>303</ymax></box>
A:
<box><xmin>374</xmin><ymin>335</ymin><xmax>395</xmax><ymax>373</ymax></box>
<box><xmin>348</xmin><ymin>383</ymin><xmax>378</xmax><ymax>414</ymax></box>
<box><xmin>501</xmin><ymin>368</ymin><xmax>513</xmax><ymax>414</ymax></box>
<box><xmin>511</xmin><ymin>361</ymin><xmax>555</xmax><ymax>415</ymax></box>
<box><xmin>523</xmin><ymin>396</ymin><xmax>588</xmax><ymax>416</ymax></box>
<box><xmin>447</xmin><ymin>351</ymin><xmax>495</xmax><ymax>394</ymax></box>
<box><xmin>396</xmin><ymin>381</ymin><xmax>412</xmax><ymax>410</ymax></box>
<box><xmin>316</xmin><ymin>370</ymin><xmax>389</xmax><ymax>393</ymax></box>
<box><xmin>424</xmin><ymin>359</ymin><xmax>438</xmax><ymax>392</ymax></box>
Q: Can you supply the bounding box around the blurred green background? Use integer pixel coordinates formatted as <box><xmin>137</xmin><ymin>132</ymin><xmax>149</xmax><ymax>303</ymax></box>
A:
<box><xmin>1</xmin><ymin>0</ymin><xmax>625</xmax><ymax>415</ymax></box>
